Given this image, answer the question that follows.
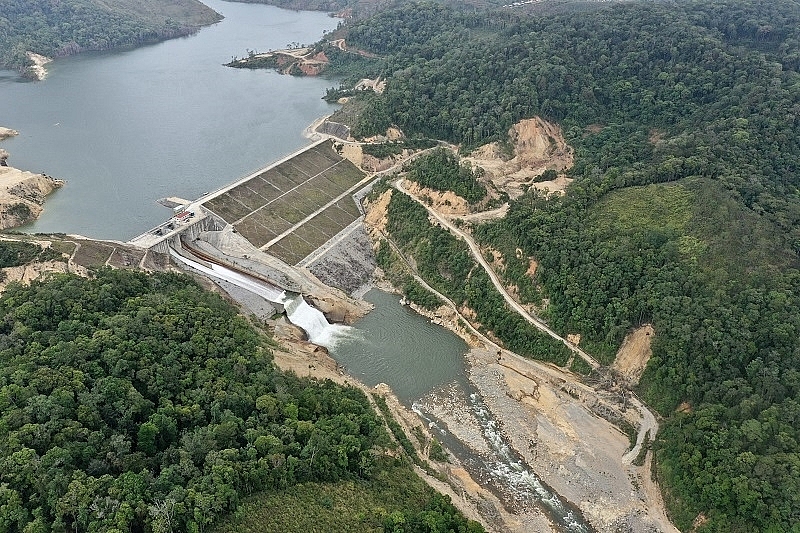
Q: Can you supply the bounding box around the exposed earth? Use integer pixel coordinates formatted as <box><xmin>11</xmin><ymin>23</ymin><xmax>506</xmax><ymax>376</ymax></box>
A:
<box><xmin>0</xmin><ymin>128</ymin><xmax>64</xmax><ymax>229</ymax></box>
<box><xmin>465</xmin><ymin>117</ymin><xmax>575</xmax><ymax>199</ymax></box>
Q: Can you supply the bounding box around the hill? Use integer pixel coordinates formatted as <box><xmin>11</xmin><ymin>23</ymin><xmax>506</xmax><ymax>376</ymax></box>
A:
<box><xmin>320</xmin><ymin>0</ymin><xmax>800</xmax><ymax>530</ymax></box>
<box><xmin>0</xmin><ymin>0</ymin><xmax>222</xmax><ymax>73</ymax></box>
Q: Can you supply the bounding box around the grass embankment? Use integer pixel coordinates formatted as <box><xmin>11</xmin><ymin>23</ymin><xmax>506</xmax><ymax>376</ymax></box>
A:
<box><xmin>211</xmin><ymin>458</ymin><xmax>471</xmax><ymax>533</ymax></box>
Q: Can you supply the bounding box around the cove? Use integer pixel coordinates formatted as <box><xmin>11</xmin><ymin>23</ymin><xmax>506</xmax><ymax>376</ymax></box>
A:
<box><xmin>0</xmin><ymin>0</ymin><xmax>338</xmax><ymax>240</ymax></box>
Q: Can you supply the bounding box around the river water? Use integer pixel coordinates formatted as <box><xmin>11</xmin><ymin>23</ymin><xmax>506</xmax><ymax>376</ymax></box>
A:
<box><xmin>0</xmin><ymin>5</ymin><xmax>589</xmax><ymax>530</ymax></box>
<box><xmin>0</xmin><ymin>0</ymin><xmax>338</xmax><ymax>240</ymax></box>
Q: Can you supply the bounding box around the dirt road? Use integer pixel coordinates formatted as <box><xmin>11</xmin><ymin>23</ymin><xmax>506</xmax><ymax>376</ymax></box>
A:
<box><xmin>386</xmin><ymin>178</ymin><xmax>677</xmax><ymax>532</ymax></box>
<box><xmin>394</xmin><ymin>178</ymin><xmax>600</xmax><ymax>369</ymax></box>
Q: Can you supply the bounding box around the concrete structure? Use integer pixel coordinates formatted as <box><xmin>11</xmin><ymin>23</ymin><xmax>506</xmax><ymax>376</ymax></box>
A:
<box><xmin>131</xmin><ymin>138</ymin><xmax>374</xmax><ymax>262</ymax></box>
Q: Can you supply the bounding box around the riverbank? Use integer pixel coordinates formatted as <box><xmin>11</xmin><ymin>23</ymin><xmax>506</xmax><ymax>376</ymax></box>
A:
<box><xmin>344</xmin><ymin>120</ymin><xmax>679</xmax><ymax>532</ymax></box>
<box><xmin>25</xmin><ymin>52</ymin><xmax>52</xmax><ymax>81</ymax></box>
<box><xmin>0</xmin><ymin>128</ymin><xmax>64</xmax><ymax>229</ymax></box>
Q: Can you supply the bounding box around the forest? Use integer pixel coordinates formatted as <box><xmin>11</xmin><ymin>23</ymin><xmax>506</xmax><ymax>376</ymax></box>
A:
<box><xmin>0</xmin><ymin>268</ymin><xmax>481</xmax><ymax>532</ymax></box>
<box><xmin>404</xmin><ymin>148</ymin><xmax>487</xmax><ymax>204</ymax></box>
<box><xmin>0</xmin><ymin>0</ymin><xmax>221</xmax><ymax>71</ymax></box>
<box><xmin>375</xmin><ymin>183</ymin><xmax>573</xmax><ymax>367</ymax></box>
<box><xmin>328</xmin><ymin>0</ymin><xmax>800</xmax><ymax>530</ymax></box>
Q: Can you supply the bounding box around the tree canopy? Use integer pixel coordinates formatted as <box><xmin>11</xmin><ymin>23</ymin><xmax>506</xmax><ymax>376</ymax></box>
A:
<box><xmin>331</xmin><ymin>1</ymin><xmax>800</xmax><ymax>530</ymax></box>
<box><xmin>0</xmin><ymin>269</ymin><xmax>481</xmax><ymax>532</ymax></box>
<box><xmin>0</xmin><ymin>0</ymin><xmax>221</xmax><ymax>71</ymax></box>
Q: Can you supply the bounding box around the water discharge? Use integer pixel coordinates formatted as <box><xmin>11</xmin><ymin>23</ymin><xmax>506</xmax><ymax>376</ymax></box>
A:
<box><xmin>335</xmin><ymin>290</ymin><xmax>591</xmax><ymax>532</ymax></box>
<box><xmin>282</xmin><ymin>293</ymin><xmax>349</xmax><ymax>347</ymax></box>
<box><xmin>169</xmin><ymin>248</ymin><xmax>349</xmax><ymax>347</ymax></box>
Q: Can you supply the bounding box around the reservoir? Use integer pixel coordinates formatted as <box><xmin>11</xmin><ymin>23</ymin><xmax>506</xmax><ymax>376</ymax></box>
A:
<box><xmin>0</xmin><ymin>0</ymin><xmax>338</xmax><ymax>240</ymax></box>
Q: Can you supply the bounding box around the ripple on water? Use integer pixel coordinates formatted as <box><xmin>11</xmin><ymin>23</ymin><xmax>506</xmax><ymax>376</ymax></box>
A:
<box><xmin>329</xmin><ymin>288</ymin><xmax>469</xmax><ymax>404</ymax></box>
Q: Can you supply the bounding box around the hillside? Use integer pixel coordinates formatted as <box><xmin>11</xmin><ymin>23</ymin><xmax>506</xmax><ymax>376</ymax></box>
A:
<box><xmin>319</xmin><ymin>0</ymin><xmax>800</xmax><ymax>531</ymax></box>
<box><xmin>0</xmin><ymin>0</ymin><xmax>221</xmax><ymax>73</ymax></box>
<box><xmin>0</xmin><ymin>262</ymin><xmax>483</xmax><ymax>532</ymax></box>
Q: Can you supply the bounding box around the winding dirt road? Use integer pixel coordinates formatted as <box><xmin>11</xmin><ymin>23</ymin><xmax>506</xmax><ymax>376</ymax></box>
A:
<box><xmin>394</xmin><ymin>178</ymin><xmax>599</xmax><ymax>369</ymax></box>
<box><xmin>390</xmin><ymin>178</ymin><xmax>676</xmax><ymax>532</ymax></box>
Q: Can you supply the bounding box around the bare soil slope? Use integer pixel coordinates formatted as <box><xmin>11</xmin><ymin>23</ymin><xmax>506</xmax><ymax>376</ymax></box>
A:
<box><xmin>0</xmin><ymin>166</ymin><xmax>63</xmax><ymax>229</ymax></box>
<box><xmin>466</xmin><ymin>118</ymin><xmax>574</xmax><ymax>199</ymax></box>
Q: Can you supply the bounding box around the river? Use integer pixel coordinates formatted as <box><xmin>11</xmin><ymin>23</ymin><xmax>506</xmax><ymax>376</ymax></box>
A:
<box><xmin>0</xmin><ymin>0</ymin><xmax>338</xmax><ymax>240</ymax></box>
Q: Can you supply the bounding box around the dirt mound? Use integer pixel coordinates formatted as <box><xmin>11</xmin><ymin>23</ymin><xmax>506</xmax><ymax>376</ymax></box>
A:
<box><xmin>404</xmin><ymin>180</ymin><xmax>470</xmax><ymax>215</ymax></box>
<box><xmin>465</xmin><ymin>117</ymin><xmax>574</xmax><ymax>199</ymax></box>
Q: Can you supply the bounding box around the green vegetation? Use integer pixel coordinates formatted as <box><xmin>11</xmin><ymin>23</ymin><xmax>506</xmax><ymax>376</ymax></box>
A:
<box><xmin>226</xmin><ymin>0</ymin><xmax>351</xmax><ymax>14</ymax></box>
<box><xmin>330</xmin><ymin>0</ymin><xmax>800</xmax><ymax>529</ymax></box>
<box><xmin>384</xmin><ymin>190</ymin><xmax>571</xmax><ymax>366</ymax></box>
<box><xmin>211</xmin><ymin>459</ymin><xmax>481</xmax><ymax>533</ymax></box>
<box><xmin>0</xmin><ymin>0</ymin><xmax>220</xmax><ymax>71</ymax></box>
<box><xmin>361</xmin><ymin>138</ymin><xmax>438</xmax><ymax>159</ymax></box>
<box><xmin>375</xmin><ymin>239</ymin><xmax>441</xmax><ymax>310</ymax></box>
<box><xmin>372</xmin><ymin>394</ymin><xmax>420</xmax><ymax>463</ymax></box>
<box><xmin>0</xmin><ymin>239</ymin><xmax>62</xmax><ymax>268</ymax></box>
<box><xmin>406</xmin><ymin>148</ymin><xmax>487</xmax><ymax>204</ymax></box>
<box><xmin>7</xmin><ymin>203</ymin><xmax>32</xmax><ymax>221</ymax></box>
<box><xmin>568</xmin><ymin>356</ymin><xmax>593</xmax><ymax>377</ymax></box>
<box><xmin>0</xmin><ymin>269</ymin><xmax>478</xmax><ymax>532</ymax></box>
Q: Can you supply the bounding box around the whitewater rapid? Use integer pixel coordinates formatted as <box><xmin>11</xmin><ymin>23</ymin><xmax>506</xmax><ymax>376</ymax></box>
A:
<box><xmin>169</xmin><ymin>248</ymin><xmax>349</xmax><ymax>347</ymax></box>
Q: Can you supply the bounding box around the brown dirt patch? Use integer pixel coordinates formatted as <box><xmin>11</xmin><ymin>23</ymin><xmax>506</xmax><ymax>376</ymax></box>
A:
<box><xmin>271</xmin><ymin>330</ymin><xmax>347</xmax><ymax>384</ymax></box>
<box><xmin>611</xmin><ymin>324</ymin><xmax>655</xmax><ymax>385</ymax></box>
<box><xmin>465</xmin><ymin>117</ymin><xmax>574</xmax><ymax>200</ymax></box>
<box><xmin>0</xmin><ymin>166</ymin><xmax>63</xmax><ymax>229</ymax></box>
<box><xmin>485</xmin><ymin>247</ymin><xmax>505</xmax><ymax>269</ymax></box>
<box><xmin>0</xmin><ymin>260</ymin><xmax>73</xmax><ymax>292</ymax></box>
<box><xmin>648</xmin><ymin>129</ymin><xmax>665</xmax><ymax>145</ymax></box>
<box><xmin>585</xmin><ymin>124</ymin><xmax>604</xmax><ymax>134</ymax></box>
<box><xmin>363</xmin><ymin>189</ymin><xmax>392</xmax><ymax>235</ymax></box>
<box><xmin>405</xmin><ymin>180</ymin><xmax>470</xmax><ymax>215</ymax></box>
<box><xmin>339</xmin><ymin>143</ymin><xmax>363</xmax><ymax>168</ymax></box>
<box><xmin>525</xmin><ymin>258</ymin><xmax>538</xmax><ymax>279</ymax></box>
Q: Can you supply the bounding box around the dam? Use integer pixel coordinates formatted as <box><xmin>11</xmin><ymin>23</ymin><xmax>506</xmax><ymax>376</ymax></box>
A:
<box><xmin>129</xmin><ymin>138</ymin><xmax>370</xmax><ymax>264</ymax></box>
<box><xmin>128</xmin><ymin>137</ymin><xmax>379</xmax><ymax>330</ymax></box>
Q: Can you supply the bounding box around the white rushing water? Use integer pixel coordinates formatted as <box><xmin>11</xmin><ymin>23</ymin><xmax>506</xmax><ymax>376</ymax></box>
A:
<box><xmin>169</xmin><ymin>249</ymin><xmax>349</xmax><ymax>348</ymax></box>
<box><xmin>412</xmin><ymin>393</ymin><xmax>589</xmax><ymax>533</ymax></box>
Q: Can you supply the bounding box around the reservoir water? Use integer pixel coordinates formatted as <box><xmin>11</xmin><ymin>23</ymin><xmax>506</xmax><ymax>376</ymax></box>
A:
<box><xmin>0</xmin><ymin>0</ymin><xmax>338</xmax><ymax>240</ymax></box>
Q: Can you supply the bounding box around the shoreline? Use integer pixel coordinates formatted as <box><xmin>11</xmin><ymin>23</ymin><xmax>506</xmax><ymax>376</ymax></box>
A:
<box><xmin>0</xmin><ymin>106</ymin><xmax>673</xmax><ymax>531</ymax></box>
<box><xmin>356</xmin><ymin>169</ymin><xmax>677</xmax><ymax>531</ymax></box>
<box><xmin>0</xmin><ymin>126</ymin><xmax>64</xmax><ymax>229</ymax></box>
<box><xmin>25</xmin><ymin>52</ymin><xmax>52</xmax><ymax>81</ymax></box>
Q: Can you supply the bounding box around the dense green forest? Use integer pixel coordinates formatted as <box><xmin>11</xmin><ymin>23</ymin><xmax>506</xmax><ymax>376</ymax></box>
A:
<box><xmin>0</xmin><ymin>269</ymin><xmax>481</xmax><ymax>532</ymax></box>
<box><xmin>330</xmin><ymin>0</ymin><xmax>800</xmax><ymax>530</ymax></box>
<box><xmin>375</xmin><ymin>182</ymin><xmax>572</xmax><ymax>367</ymax></box>
<box><xmin>405</xmin><ymin>148</ymin><xmax>487</xmax><ymax>204</ymax></box>
<box><xmin>0</xmin><ymin>0</ymin><xmax>221</xmax><ymax>71</ymax></box>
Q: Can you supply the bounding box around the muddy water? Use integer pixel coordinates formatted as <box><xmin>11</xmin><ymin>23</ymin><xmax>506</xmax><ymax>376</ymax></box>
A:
<box><xmin>331</xmin><ymin>289</ymin><xmax>591</xmax><ymax>532</ymax></box>
<box><xmin>330</xmin><ymin>289</ymin><xmax>470</xmax><ymax>401</ymax></box>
